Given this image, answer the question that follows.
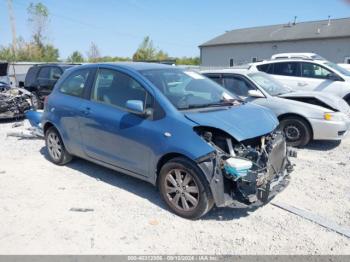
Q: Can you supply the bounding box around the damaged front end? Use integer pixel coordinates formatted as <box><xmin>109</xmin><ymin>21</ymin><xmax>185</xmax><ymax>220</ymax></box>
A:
<box><xmin>0</xmin><ymin>84</ymin><xmax>32</xmax><ymax>119</ymax></box>
<box><xmin>196</xmin><ymin>127</ymin><xmax>296</xmax><ymax>207</ymax></box>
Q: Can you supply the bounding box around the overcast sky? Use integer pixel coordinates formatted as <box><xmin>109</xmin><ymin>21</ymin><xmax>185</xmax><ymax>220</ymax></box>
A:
<box><xmin>1</xmin><ymin>0</ymin><xmax>350</xmax><ymax>59</ymax></box>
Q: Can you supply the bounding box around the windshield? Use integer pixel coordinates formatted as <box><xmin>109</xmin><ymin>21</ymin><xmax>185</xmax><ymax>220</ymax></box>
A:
<box><xmin>248</xmin><ymin>72</ymin><xmax>292</xmax><ymax>96</ymax></box>
<box><xmin>325</xmin><ymin>62</ymin><xmax>350</xmax><ymax>77</ymax></box>
<box><xmin>140</xmin><ymin>68</ymin><xmax>241</xmax><ymax>110</ymax></box>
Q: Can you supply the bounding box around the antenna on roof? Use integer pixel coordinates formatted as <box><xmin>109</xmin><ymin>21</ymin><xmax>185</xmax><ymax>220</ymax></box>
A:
<box><xmin>328</xmin><ymin>15</ymin><xmax>331</xmax><ymax>26</ymax></box>
<box><xmin>293</xmin><ymin>16</ymin><xmax>297</xmax><ymax>25</ymax></box>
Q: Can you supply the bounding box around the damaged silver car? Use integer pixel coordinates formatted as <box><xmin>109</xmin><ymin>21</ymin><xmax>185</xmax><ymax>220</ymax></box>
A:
<box><xmin>203</xmin><ymin>69</ymin><xmax>350</xmax><ymax>147</ymax></box>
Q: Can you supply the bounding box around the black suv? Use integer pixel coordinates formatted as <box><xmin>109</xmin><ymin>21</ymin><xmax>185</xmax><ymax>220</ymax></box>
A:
<box><xmin>22</xmin><ymin>64</ymin><xmax>76</xmax><ymax>108</ymax></box>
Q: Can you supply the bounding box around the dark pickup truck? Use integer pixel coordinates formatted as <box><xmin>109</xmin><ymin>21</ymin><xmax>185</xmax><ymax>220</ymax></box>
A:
<box><xmin>21</xmin><ymin>64</ymin><xmax>76</xmax><ymax>108</ymax></box>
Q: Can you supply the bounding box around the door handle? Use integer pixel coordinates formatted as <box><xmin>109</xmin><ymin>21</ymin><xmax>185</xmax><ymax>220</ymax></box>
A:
<box><xmin>81</xmin><ymin>107</ymin><xmax>91</xmax><ymax>115</ymax></box>
<box><xmin>298</xmin><ymin>82</ymin><xmax>308</xmax><ymax>87</ymax></box>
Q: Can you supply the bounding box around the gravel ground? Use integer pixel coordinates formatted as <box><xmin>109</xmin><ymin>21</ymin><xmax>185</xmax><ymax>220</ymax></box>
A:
<box><xmin>0</xmin><ymin>119</ymin><xmax>349</xmax><ymax>255</ymax></box>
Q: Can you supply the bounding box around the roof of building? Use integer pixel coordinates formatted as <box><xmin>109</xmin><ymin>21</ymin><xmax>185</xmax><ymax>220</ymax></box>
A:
<box><xmin>199</xmin><ymin>17</ymin><xmax>350</xmax><ymax>47</ymax></box>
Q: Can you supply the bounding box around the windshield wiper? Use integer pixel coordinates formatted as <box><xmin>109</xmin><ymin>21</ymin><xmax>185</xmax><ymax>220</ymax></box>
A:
<box><xmin>183</xmin><ymin>101</ymin><xmax>239</xmax><ymax>109</ymax></box>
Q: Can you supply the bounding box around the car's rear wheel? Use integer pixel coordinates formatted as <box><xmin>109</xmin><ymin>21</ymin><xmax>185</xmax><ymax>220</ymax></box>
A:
<box><xmin>159</xmin><ymin>157</ymin><xmax>214</xmax><ymax>219</ymax></box>
<box><xmin>279</xmin><ymin>116</ymin><xmax>311</xmax><ymax>147</ymax></box>
<box><xmin>45</xmin><ymin>127</ymin><xmax>72</xmax><ymax>165</ymax></box>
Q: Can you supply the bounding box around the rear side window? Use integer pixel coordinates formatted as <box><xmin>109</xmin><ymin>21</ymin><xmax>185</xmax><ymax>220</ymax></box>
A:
<box><xmin>205</xmin><ymin>74</ymin><xmax>222</xmax><ymax>86</ymax></box>
<box><xmin>273</xmin><ymin>62</ymin><xmax>300</xmax><ymax>76</ymax></box>
<box><xmin>38</xmin><ymin>67</ymin><xmax>50</xmax><ymax>79</ymax></box>
<box><xmin>25</xmin><ymin>67</ymin><xmax>40</xmax><ymax>86</ymax></box>
<box><xmin>59</xmin><ymin>69</ymin><xmax>90</xmax><ymax>97</ymax></box>
<box><xmin>257</xmin><ymin>63</ymin><xmax>273</xmax><ymax>74</ymax></box>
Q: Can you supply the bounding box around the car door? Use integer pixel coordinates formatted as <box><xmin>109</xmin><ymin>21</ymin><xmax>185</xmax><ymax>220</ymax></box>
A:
<box><xmin>79</xmin><ymin>67</ymin><xmax>158</xmax><ymax>177</ymax></box>
<box><xmin>297</xmin><ymin>62</ymin><xmax>344</xmax><ymax>94</ymax></box>
<box><xmin>50</xmin><ymin>68</ymin><xmax>95</xmax><ymax>157</ymax></box>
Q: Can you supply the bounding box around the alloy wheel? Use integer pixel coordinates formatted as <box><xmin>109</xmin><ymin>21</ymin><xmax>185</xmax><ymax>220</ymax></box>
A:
<box><xmin>47</xmin><ymin>132</ymin><xmax>62</xmax><ymax>161</ymax></box>
<box><xmin>165</xmin><ymin>169</ymin><xmax>199</xmax><ymax>211</ymax></box>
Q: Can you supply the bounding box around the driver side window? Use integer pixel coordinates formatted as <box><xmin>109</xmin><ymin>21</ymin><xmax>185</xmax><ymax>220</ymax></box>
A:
<box><xmin>91</xmin><ymin>68</ymin><xmax>152</xmax><ymax>110</ymax></box>
<box><xmin>223</xmin><ymin>76</ymin><xmax>255</xmax><ymax>98</ymax></box>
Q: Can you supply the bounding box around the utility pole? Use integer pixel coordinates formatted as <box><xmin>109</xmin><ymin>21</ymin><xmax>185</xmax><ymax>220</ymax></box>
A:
<box><xmin>7</xmin><ymin>0</ymin><xmax>17</xmax><ymax>57</ymax></box>
<box><xmin>7</xmin><ymin>0</ymin><xmax>17</xmax><ymax>86</ymax></box>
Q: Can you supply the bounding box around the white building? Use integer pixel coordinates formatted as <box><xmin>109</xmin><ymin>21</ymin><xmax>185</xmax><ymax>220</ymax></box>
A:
<box><xmin>199</xmin><ymin>17</ymin><xmax>350</xmax><ymax>67</ymax></box>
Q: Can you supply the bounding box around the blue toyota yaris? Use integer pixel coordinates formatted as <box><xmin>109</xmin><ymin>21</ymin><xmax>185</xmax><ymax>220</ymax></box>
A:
<box><xmin>42</xmin><ymin>63</ymin><xmax>294</xmax><ymax>219</ymax></box>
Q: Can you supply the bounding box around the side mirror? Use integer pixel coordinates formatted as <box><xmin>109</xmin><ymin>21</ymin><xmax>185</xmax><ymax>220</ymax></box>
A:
<box><xmin>18</xmin><ymin>81</ymin><xmax>24</xmax><ymax>87</ymax></box>
<box><xmin>52</xmin><ymin>73</ymin><xmax>61</xmax><ymax>80</ymax></box>
<box><xmin>327</xmin><ymin>73</ymin><xmax>340</xmax><ymax>81</ymax></box>
<box><xmin>248</xmin><ymin>89</ymin><xmax>265</xmax><ymax>98</ymax></box>
<box><xmin>126</xmin><ymin>100</ymin><xmax>145</xmax><ymax>114</ymax></box>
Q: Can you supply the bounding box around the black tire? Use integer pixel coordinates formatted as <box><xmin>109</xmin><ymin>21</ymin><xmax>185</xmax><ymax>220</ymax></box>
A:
<box><xmin>345</xmin><ymin>96</ymin><xmax>350</xmax><ymax>106</ymax></box>
<box><xmin>45</xmin><ymin>127</ymin><xmax>72</xmax><ymax>165</ymax></box>
<box><xmin>31</xmin><ymin>92</ymin><xmax>42</xmax><ymax>110</ymax></box>
<box><xmin>158</xmin><ymin>157</ymin><xmax>214</xmax><ymax>219</ymax></box>
<box><xmin>279</xmin><ymin>116</ymin><xmax>312</xmax><ymax>147</ymax></box>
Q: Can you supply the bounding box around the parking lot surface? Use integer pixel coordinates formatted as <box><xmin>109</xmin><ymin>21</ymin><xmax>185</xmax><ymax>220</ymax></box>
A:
<box><xmin>0</xmin><ymin>120</ymin><xmax>349</xmax><ymax>254</ymax></box>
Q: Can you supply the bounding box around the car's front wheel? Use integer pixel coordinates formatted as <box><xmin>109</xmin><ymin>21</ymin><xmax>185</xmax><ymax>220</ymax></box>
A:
<box><xmin>45</xmin><ymin>127</ymin><xmax>72</xmax><ymax>165</ymax></box>
<box><xmin>345</xmin><ymin>96</ymin><xmax>350</xmax><ymax>106</ymax></box>
<box><xmin>159</xmin><ymin>157</ymin><xmax>214</xmax><ymax>219</ymax></box>
<box><xmin>279</xmin><ymin>116</ymin><xmax>311</xmax><ymax>147</ymax></box>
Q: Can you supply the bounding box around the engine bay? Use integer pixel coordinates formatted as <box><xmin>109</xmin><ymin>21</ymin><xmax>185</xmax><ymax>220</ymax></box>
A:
<box><xmin>195</xmin><ymin>126</ymin><xmax>296</xmax><ymax>205</ymax></box>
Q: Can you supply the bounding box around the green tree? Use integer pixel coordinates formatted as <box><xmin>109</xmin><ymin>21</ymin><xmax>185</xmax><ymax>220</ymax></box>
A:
<box><xmin>155</xmin><ymin>50</ymin><xmax>169</xmax><ymax>61</ymax></box>
<box><xmin>176</xmin><ymin>56</ymin><xmax>200</xmax><ymax>65</ymax></box>
<box><xmin>41</xmin><ymin>44</ymin><xmax>59</xmax><ymax>62</ymax></box>
<box><xmin>67</xmin><ymin>51</ymin><xmax>85</xmax><ymax>63</ymax></box>
<box><xmin>87</xmin><ymin>42</ymin><xmax>100</xmax><ymax>62</ymax></box>
<box><xmin>0</xmin><ymin>37</ymin><xmax>59</xmax><ymax>62</ymax></box>
<box><xmin>132</xmin><ymin>36</ymin><xmax>168</xmax><ymax>61</ymax></box>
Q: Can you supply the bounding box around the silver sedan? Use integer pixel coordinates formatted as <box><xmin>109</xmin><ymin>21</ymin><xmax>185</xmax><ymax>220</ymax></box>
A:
<box><xmin>202</xmin><ymin>69</ymin><xmax>350</xmax><ymax>147</ymax></box>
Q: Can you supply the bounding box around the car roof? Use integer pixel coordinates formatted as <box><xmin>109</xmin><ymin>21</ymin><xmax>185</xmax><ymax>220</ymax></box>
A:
<box><xmin>33</xmin><ymin>63</ymin><xmax>79</xmax><ymax>69</ymax></box>
<box><xmin>253</xmin><ymin>59</ymin><xmax>327</xmax><ymax>65</ymax></box>
<box><xmin>76</xmin><ymin>62</ymin><xmax>176</xmax><ymax>71</ymax></box>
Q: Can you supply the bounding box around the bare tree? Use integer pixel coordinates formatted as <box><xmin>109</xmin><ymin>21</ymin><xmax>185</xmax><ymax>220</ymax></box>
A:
<box><xmin>87</xmin><ymin>42</ymin><xmax>101</xmax><ymax>62</ymax></box>
<box><xmin>27</xmin><ymin>2</ymin><xmax>49</xmax><ymax>48</ymax></box>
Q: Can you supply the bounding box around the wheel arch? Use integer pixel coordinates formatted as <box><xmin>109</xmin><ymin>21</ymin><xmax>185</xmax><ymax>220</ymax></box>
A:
<box><xmin>155</xmin><ymin>152</ymin><xmax>200</xmax><ymax>187</ymax></box>
<box><xmin>277</xmin><ymin>113</ymin><xmax>314</xmax><ymax>140</ymax></box>
<box><xmin>43</xmin><ymin>121</ymin><xmax>55</xmax><ymax>135</ymax></box>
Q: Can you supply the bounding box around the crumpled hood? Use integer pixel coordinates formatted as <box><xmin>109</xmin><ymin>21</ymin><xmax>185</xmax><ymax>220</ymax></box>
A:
<box><xmin>279</xmin><ymin>91</ymin><xmax>350</xmax><ymax>113</ymax></box>
<box><xmin>185</xmin><ymin>103</ymin><xmax>278</xmax><ymax>142</ymax></box>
